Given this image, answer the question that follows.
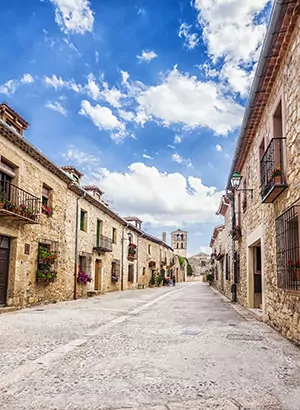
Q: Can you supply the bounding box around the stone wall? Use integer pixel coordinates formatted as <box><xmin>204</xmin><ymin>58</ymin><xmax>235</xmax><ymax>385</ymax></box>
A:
<box><xmin>0</xmin><ymin>135</ymin><xmax>77</xmax><ymax>307</ymax></box>
<box><xmin>231</xmin><ymin>16</ymin><xmax>300</xmax><ymax>345</ymax></box>
<box><xmin>0</xmin><ymin>125</ymin><xmax>183</xmax><ymax>308</ymax></box>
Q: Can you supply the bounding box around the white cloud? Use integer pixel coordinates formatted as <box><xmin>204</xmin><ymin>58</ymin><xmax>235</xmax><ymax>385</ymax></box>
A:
<box><xmin>168</xmin><ymin>145</ymin><xmax>176</xmax><ymax>149</ymax></box>
<box><xmin>95</xmin><ymin>50</ymin><xmax>99</xmax><ymax>63</ymax></box>
<box><xmin>121</xmin><ymin>70</ymin><xmax>129</xmax><ymax>84</ymax></box>
<box><xmin>193</xmin><ymin>0</ymin><xmax>270</xmax><ymax>96</ymax></box>
<box><xmin>174</xmin><ymin>135</ymin><xmax>182</xmax><ymax>144</ymax></box>
<box><xmin>79</xmin><ymin>100</ymin><xmax>127</xmax><ymax>141</ymax></box>
<box><xmin>193</xmin><ymin>0</ymin><xmax>269</xmax><ymax>62</ymax></box>
<box><xmin>89</xmin><ymin>162</ymin><xmax>223</xmax><ymax>227</ymax></box>
<box><xmin>49</xmin><ymin>0</ymin><xmax>94</xmax><ymax>34</ymax></box>
<box><xmin>178</xmin><ymin>23</ymin><xmax>199</xmax><ymax>50</ymax></box>
<box><xmin>20</xmin><ymin>73</ymin><xmax>34</xmax><ymax>84</ymax></box>
<box><xmin>215</xmin><ymin>144</ymin><xmax>222</xmax><ymax>152</ymax></box>
<box><xmin>137</xmin><ymin>7</ymin><xmax>146</xmax><ymax>16</ymax></box>
<box><xmin>136</xmin><ymin>66</ymin><xmax>244</xmax><ymax>135</ymax></box>
<box><xmin>142</xmin><ymin>154</ymin><xmax>153</xmax><ymax>160</ymax></box>
<box><xmin>62</xmin><ymin>145</ymin><xmax>99</xmax><ymax>164</ymax></box>
<box><xmin>45</xmin><ymin>101</ymin><xmax>67</xmax><ymax>116</ymax></box>
<box><xmin>220</xmin><ymin>60</ymin><xmax>255</xmax><ymax>97</ymax></box>
<box><xmin>172</xmin><ymin>153</ymin><xmax>193</xmax><ymax>168</ymax></box>
<box><xmin>0</xmin><ymin>80</ymin><xmax>18</xmax><ymax>96</ymax></box>
<box><xmin>137</xmin><ymin>50</ymin><xmax>158</xmax><ymax>63</ymax></box>
<box><xmin>172</xmin><ymin>153</ymin><xmax>183</xmax><ymax>164</ymax></box>
<box><xmin>118</xmin><ymin>109</ymin><xmax>135</xmax><ymax>122</ymax></box>
<box><xmin>44</xmin><ymin>75</ymin><xmax>82</xmax><ymax>93</ymax></box>
<box><xmin>85</xmin><ymin>74</ymin><xmax>124</xmax><ymax>108</ymax></box>
<box><xmin>0</xmin><ymin>74</ymin><xmax>35</xmax><ymax>96</ymax></box>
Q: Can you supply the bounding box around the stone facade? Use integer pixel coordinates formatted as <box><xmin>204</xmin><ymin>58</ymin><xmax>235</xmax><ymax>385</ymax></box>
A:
<box><xmin>171</xmin><ymin>229</ymin><xmax>188</xmax><ymax>258</ymax></box>
<box><xmin>211</xmin><ymin>6</ymin><xmax>300</xmax><ymax>345</ymax></box>
<box><xmin>0</xmin><ymin>106</ymin><xmax>183</xmax><ymax>309</ymax></box>
<box><xmin>188</xmin><ymin>252</ymin><xmax>210</xmax><ymax>280</ymax></box>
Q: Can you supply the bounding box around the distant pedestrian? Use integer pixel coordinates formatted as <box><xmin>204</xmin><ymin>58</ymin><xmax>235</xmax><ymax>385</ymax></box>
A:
<box><xmin>172</xmin><ymin>276</ymin><xmax>176</xmax><ymax>286</ymax></box>
<box><xmin>166</xmin><ymin>275</ymin><xmax>171</xmax><ymax>286</ymax></box>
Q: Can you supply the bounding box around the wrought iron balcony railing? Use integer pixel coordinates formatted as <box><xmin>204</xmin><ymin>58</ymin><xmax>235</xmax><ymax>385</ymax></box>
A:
<box><xmin>260</xmin><ymin>138</ymin><xmax>287</xmax><ymax>203</ymax></box>
<box><xmin>94</xmin><ymin>234</ymin><xmax>113</xmax><ymax>252</ymax></box>
<box><xmin>0</xmin><ymin>180</ymin><xmax>40</xmax><ymax>223</ymax></box>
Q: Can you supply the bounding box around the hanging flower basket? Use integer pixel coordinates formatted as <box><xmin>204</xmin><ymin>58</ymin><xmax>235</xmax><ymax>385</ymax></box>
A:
<box><xmin>77</xmin><ymin>271</ymin><xmax>92</xmax><ymax>284</ymax></box>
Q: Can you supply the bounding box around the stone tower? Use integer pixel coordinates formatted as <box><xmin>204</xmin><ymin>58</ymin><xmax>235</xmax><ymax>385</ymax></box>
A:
<box><xmin>171</xmin><ymin>229</ymin><xmax>188</xmax><ymax>258</ymax></box>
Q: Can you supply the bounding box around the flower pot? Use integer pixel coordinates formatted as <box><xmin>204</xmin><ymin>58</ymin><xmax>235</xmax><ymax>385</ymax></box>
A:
<box><xmin>273</xmin><ymin>176</ymin><xmax>281</xmax><ymax>185</ymax></box>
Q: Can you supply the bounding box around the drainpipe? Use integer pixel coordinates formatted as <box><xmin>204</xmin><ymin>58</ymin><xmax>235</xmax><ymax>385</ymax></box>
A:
<box><xmin>120</xmin><ymin>223</ymin><xmax>129</xmax><ymax>291</ymax></box>
<box><xmin>73</xmin><ymin>192</ymin><xmax>86</xmax><ymax>300</ymax></box>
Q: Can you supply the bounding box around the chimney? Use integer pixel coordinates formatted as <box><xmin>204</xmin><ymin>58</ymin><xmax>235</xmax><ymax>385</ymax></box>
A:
<box><xmin>61</xmin><ymin>166</ymin><xmax>84</xmax><ymax>185</ymax></box>
<box><xmin>0</xmin><ymin>102</ymin><xmax>29</xmax><ymax>136</ymax></box>
<box><xmin>162</xmin><ymin>232</ymin><xmax>166</xmax><ymax>242</ymax></box>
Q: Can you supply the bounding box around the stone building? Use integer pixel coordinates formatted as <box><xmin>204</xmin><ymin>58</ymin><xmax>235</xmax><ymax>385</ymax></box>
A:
<box><xmin>0</xmin><ymin>103</ymin><xmax>182</xmax><ymax>309</ymax></box>
<box><xmin>171</xmin><ymin>229</ymin><xmax>188</xmax><ymax>258</ymax></box>
<box><xmin>210</xmin><ymin>1</ymin><xmax>300</xmax><ymax>345</ymax></box>
<box><xmin>188</xmin><ymin>252</ymin><xmax>210</xmax><ymax>280</ymax></box>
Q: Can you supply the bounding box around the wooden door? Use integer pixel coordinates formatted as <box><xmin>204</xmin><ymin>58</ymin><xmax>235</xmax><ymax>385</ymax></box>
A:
<box><xmin>94</xmin><ymin>260</ymin><xmax>102</xmax><ymax>291</ymax></box>
<box><xmin>0</xmin><ymin>237</ymin><xmax>10</xmax><ymax>305</ymax></box>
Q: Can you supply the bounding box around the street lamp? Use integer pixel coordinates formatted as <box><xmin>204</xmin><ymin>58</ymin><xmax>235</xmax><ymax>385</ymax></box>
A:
<box><xmin>231</xmin><ymin>171</ymin><xmax>242</xmax><ymax>189</ymax></box>
<box><xmin>230</xmin><ymin>171</ymin><xmax>253</xmax><ymax>198</ymax></box>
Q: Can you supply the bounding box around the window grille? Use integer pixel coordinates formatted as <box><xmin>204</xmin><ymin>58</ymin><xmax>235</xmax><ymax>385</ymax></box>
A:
<box><xmin>276</xmin><ymin>205</ymin><xmax>300</xmax><ymax>291</ymax></box>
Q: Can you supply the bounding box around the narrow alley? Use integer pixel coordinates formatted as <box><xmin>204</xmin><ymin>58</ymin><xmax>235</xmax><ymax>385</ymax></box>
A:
<box><xmin>1</xmin><ymin>283</ymin><xmax>300</xmax><ymax>410</ymax></box>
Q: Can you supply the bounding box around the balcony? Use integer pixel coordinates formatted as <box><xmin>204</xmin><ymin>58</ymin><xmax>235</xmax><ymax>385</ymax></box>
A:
<box><xmin>0</xmin><ymin>181</ymin><xmax>40</xmax><ymax>224</ymax></box>
<box><xmin>260</xmin><ymin>138</ymin><xmax>287</xmax><ymax>203</ymax></box>
<box><xmin>128</xmin><ymin>243</ymin><xmax>137</xmax><ymax>260</ymax></box>
<box><xmin>93</xmin><ymin>234</ymin><xmax>113</xmax><ymax>252</ymax></box>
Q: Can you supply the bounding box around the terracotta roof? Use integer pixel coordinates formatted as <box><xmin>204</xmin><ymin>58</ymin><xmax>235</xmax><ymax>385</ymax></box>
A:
<box><xmin>217</xmin><ymin>195</ymin><xmax>231</xmax><ymax>216</ymax></box>
<box><xmin>226</xmin><ymin>0</ymin><xmax>299</xmax><ymax>189</ymax></box>
<box><xmin>209</xmin><ymin>224</ymin><xmax>225</xmax><ymax>248</ymax></box>
<box><xmin>171</xmin><ymin>229</ymin><xmax>188</xmax><ymax>234</ymax></box>
<box><xmin>0</xmin><ymin>102</ymin><xmax>29</xmax><ymax>129</ymax></box>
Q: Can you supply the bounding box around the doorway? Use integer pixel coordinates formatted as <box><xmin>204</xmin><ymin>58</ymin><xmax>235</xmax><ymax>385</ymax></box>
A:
<box><xmin>248</xmin><ymin>241</ymin><xmax>263</xmax><ymax>309</ymax></box>
<box><xmin>253</xmin><ymin>245</ymin><xmax>262</xmax><ymax>308</ymax></box>
<box><xmin>0</xmin><ymin>236</ymin><xmax>10</xmax><ymax>306</ymax></box>
<box><xmin>94</xmin><ymin>259</ymin><xmax>102</xmax><ymax>291</ymax></box>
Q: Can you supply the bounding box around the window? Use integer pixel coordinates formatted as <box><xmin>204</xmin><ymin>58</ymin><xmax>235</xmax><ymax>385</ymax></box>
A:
<box><xmin>234</xmin><ymin>251</ymin><xmax>240</xmax><ymax>283</ymax></box>
<box><xmin>112</xmin><ymin>228</ymin><xmax>117</xmax><ymax>244</ymax></box>
<box><xmin>276</xmin><ymin>205</ymin><xmax>300</xmax><ymax>291</ymax></box>
<box><xmin>148</xmin><ymin>244</ymin><xmax>151</xmax><ymax>254</ymax></box>
<box><xmin>80</xmin><ymin>209</ymin><xmax>87</xmax><ymax>232</ymax></box>
<box><xmin>128</xmin><ymin>264</ymin><xmax>134</xmax><ymax>282</ymax></box>
<box><xmin>111</xmin><ymin>260</ymin><xmax>120</xmax><ymax>281</ymax></box>
<box><xmin>201</xmin><ymin>261</ymin><xmax>206</xmax><ymax>267</ymax></box>
<box><xmin>181</xmin><ymin>243</ymin><xmax>184</xmax><ymax>249</ymax></box>
<box><xmin>176</xmin><ymin>243</ymin><xmax>179</xmax><ymax>249</ymax></box>
<box><xmin>79</xmin><ymin>255</ymin><xmax>87</xmax><ymax>273</ymax></box>
<box><xmin>225</xmin><ymin>253</ymin><xmax>229</xmax><ymax>280</ymax></box>
<box><xmin>42</xmin><ymin>184</ymin><xmax>52</xmax><ymax>206</ymax></box>
<box><xmin>96</xmin><ymin>219</ymin><xmax>102</xmax><ymax>246</ymax></box>
<box><xmin>273</xmin><ymin>100</ymin><xmax>283</xmax><ymax>138</ymax></box>
<box><xmin>142</xmin><ymin>267</ymin><xmax>146</xmax><ymax>276</ymax></box>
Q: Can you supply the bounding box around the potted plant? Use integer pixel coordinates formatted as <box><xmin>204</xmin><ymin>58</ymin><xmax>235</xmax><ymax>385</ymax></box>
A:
<box><xmin>272</xmin><ymin>167</ymin><xmax>282</xmax><ymax>184</ymax></box>
<box><xmin>149</xmin><ymin>275</ymin><xmax>156</xmax><ymax>287</ymax></box>
<box><xmin>206</xmin><ymin>273</ymin><xmax>214</xmax><ymax>285</ymax></box>
<box><xmin>41</xmin><ymin>204</ymin><xmax>52</xmax><ymax>217</ymax></box>
<box><xmin>37</xmin><ymin>269</ymin><xmax>56</xmax><ymax>283</ymax></box>
<box><xmin>77</xmin><ymin>271</ymin><xmax>92</xmax><ymax>284</ymax></box>
<box><xmin>0</xmin><ymin>192</ymin><xmax>7</xmax><ymax>209</ymax></box>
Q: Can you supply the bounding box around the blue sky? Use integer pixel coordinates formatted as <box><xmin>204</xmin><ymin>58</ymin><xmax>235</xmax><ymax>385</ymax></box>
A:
<box><xmin>0</xmin><ymin>0</ymin><xmax>272</xmax><ymax>255</ymax></box>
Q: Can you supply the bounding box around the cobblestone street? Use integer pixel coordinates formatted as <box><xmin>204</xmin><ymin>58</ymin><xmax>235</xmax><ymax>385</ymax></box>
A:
<box><xmin>1</xmin><ymin>283</ymin><xmax>300</xmax><ymax>410</ymax></box>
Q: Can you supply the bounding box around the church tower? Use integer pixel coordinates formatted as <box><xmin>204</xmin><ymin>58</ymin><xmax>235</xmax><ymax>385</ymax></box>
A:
<box><xmin>171</xmin><ymin>229</ymin><xmax>188</xmax><ymax>258</ymax></box>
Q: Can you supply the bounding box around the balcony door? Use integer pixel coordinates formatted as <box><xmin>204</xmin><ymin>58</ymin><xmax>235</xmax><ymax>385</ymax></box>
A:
<box><xmin>0</xmin><ymin>236</ymin><xmax>10</xmax><ymax>306</ymax></box>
